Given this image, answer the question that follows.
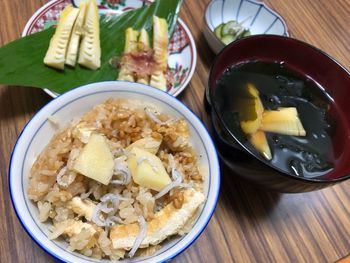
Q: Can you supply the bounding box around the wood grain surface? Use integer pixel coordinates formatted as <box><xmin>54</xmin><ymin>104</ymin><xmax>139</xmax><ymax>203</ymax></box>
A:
<box><xmin>1</xmin><ymin>0</ymin><xmax>350</xmax><ymax>262</ymax></box>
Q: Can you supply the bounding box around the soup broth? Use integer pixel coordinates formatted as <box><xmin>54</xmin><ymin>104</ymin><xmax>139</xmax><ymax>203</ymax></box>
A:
<box><xmin>214</xmin><ymin>61</ymin><xmax>342</xmax><ymax>178</ymax></box>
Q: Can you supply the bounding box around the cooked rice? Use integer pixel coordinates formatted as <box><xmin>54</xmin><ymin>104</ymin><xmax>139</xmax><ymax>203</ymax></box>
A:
<box><xmin>28</xmin><ymin>98</ymin><xmax>203</xmax><ymax>259</ymax></box>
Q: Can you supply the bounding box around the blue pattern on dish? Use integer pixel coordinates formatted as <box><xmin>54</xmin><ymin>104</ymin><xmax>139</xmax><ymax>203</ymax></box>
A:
<box><xmin>249</xmin><ymin>5</ymin><xmax>262</xmax><ymax>26</ymax></box>
<box><xmin>206</xmin><ymin>0</ymin><xmax>288</xmax><ymax>37</ymax></box>
<box><xmin>235</xmin><ymin>0</ymin><xmax>243</xmax><ymax>20</ymax></box>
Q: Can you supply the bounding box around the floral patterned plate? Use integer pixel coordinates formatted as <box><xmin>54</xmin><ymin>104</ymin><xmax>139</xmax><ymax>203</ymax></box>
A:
<box><xmin>22</xmin><ymin>0</ymin><xmax>197</xmax><ymax>97</ymax></box>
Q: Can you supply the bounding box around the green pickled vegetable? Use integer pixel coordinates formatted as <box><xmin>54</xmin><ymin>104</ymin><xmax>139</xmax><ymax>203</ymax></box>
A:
<box><xmin>214</xmin><ymin>24</ymin><xmax>223</xmax><ymax>38</ymax></box>
<box><xmin>214</xmin><ymin>19</ymin><xmax>251</xmax><ymax>45</ymax></box>
<box><xmin>222</xmin><ymin>20</ymin><xmax>241</xmax><ymax>35</ymax></box>
<box><xmin>221</xmin><ymin>34</ymin><xmax>235</xmax><ymax>45</ymax></box>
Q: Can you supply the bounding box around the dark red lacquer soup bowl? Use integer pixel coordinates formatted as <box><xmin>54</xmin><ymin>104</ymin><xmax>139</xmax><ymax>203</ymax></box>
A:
<box><xmin>207</xmin><ymin>35</ymin><xmax>350</xmax><ymax>192</ymax></box>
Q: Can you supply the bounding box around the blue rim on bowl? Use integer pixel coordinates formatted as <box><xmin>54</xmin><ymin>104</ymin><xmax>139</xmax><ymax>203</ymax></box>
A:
<box><xmin>9</xmin><ymin>81</ymin><xmax>220</xmax><ymax>262</ymax></box>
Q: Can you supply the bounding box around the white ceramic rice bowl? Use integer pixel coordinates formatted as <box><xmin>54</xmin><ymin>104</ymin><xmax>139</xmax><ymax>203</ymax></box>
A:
<box><xmin>9</xmin><ymin>81</ymin><xmax>220</xmax><ymax>263</ymax></box>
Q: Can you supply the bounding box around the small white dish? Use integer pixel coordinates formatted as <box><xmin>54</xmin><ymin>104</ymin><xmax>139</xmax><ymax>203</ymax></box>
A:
<box><xmin>22</xmin><ymin>0</ymin><xmax>197</xmax><ymax>98</ymax></box>
<box><xmin>9</xmin><ymin>81</ymin><xmax>220</xmax><ymax>263</ymax></box>
<box><xmin>203</xmin><ymin>0</ymin><xmax>289</xmax><ymax>54</ymax></box>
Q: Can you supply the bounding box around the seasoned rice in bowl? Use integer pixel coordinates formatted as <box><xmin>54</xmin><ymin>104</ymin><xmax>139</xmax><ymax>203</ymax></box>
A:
<box><xmin>29</xmin><ymin>98</ymin><xmax>205</xmax><ymax>260</ymax></box>
<box><xmin>9</xmin><ymin>81</ymin><xmax>220</xmax><ymax>263</ymax></box>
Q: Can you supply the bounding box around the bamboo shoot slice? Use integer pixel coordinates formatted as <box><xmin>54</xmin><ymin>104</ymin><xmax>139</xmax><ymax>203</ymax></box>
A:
<box><xmin>240</xmin><ymin>83</ymin><xmax>264</xmax><ymax>134</ymax></box>
<box><xmin>150</xmin><ymin>71</ymin><xmax>167</xmax><ymax>91</ymax></box>
<box><xmin>117</xmin><ymin>28</ymin><xmax>139</xmax><ymax>82</ymax></box>
<box><xmin>138</xmin><ymin>28</ymin><xmax>150</xmax><ymax>50</ymax></box>
<box><xmin>137</xmin><ymin>29</ymin><xmax>150</xmax><ymax>85</ymax></box>
<box><xmin>124</xmin><ymin>28</ymin><xmax>139</xmax><ymax>53</ymax></box>
<box><xmin>249</xmin><ymin>131</ymin><xmax>272</xmax><ymax>160</ymax></box>
<box><xmin>127</xmin><ymin>147</ymin><xmax>171</xmax><ymax>191</ymax></box>
<box><xmin>153</xmin><ymin>16</ymin><xmax>168</xmax><ymax>71</ymax></box>
<box><xmin>261</xmin><ymin>107</ymin><xmax>306</xmax><ymax>136</ymax></box>
<box><xmin>43</xmin><ymin>6</ymin><xmax>79</xmax><ymax>70</ymax></box>
<box><xmin>65</xmin><ymin>1</ymin><xmax>88</xmax><ymax>67</ymax></box>
<box><xmin>118</xmin><ymin>68</ymin><xmax>135</xmax><ymax>82</ymax></box>
<box><xmin>137</xmin><ymin>75</ymin><xmax>150</xmax><ymax>85</ymax></box>
<box><xmin>78</xmin><ymin>0</ymin><xmax>101</xmax><ymax>70</ymax></box>
<box><xmin>73</xmin><ymin>133</ymin><xmax>114</xmax><ymax>185</ymax></box>
<box><xmin>126</xmin><ymin>137</ymin><xmax>162</xmax><ymax>154</ymax></box>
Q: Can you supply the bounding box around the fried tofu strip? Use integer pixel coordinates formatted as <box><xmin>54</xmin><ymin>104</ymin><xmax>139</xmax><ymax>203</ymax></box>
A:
<box><xmin>49</xmin><ymin>219</ymin><xmax>97</xmax><ymax>239</ymax></box>
<box><xmin>67</xmin><ymin>196</ymin><xmax>96</xmax><ymax>221</ymax></box>
<box><xmin>110</xmin><ymin>189</ymin><xmax>205</xmax><ymax>249</ymax></box>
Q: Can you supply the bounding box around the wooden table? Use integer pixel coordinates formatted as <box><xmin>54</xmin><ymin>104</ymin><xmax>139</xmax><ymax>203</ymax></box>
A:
<box><xmin>1</xmin><ymin>0</ymin><xmax>350</xmax><ymax>262</ymax></box>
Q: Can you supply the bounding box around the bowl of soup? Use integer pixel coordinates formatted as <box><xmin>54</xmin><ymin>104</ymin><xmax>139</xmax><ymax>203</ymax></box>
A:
<box><xmin>207</xmin><ymin>35</ymin><xmax>350</xmax><ymax>192</ymax></box>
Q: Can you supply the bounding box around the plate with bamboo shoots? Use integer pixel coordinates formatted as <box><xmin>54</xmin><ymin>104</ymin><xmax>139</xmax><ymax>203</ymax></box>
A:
<box><xmin>0</xmin><ymin>0</ymin><xmax>196</xmax><ymax>97</ymax></box>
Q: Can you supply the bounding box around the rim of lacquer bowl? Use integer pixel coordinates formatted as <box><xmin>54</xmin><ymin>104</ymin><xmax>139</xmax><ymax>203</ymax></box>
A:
<box><xmin>208</xmin><ymin>34</ymin><xmax>350</xmax><ymax>184</ymax></box>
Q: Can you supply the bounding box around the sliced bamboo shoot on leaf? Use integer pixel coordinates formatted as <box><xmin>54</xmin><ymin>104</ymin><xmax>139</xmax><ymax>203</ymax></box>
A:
<box><xmin>150</xmin><ymin>71</ymin><xmax>167</xmax><ymax>91</ymax></box>
<box><xmin>261</xmin><ymin>107</ymin><xmax>306</xmax><ymax>136</ymax></box>
<box><xmin>153</xmin><ymin>16</ymin><xmax>168</xmax><ymax>71</ymax></box>
<box><xmin>138</xmin><ymin>28</ymin><xmax>150</xmax><ymax>50</ymax></box>
<box><xmin>136</xmin><ymin>29</ymin><xmax>151</xmax><ymax>85</ymax></box>
<box><xmin>249</xmin><ymin>131</ymin><xmax>272</xmax><ymax>160</ymax></box>
<box><xmin>137</xmin><ymin>75</ymin><xmax>150</xmax><ymax>85</ymax></box>
<box><xmin>65</xmin><ymin>1</ymin><xmax>88</xmax><ymax>67</ymax></box>
<box><xmin>43</xmin><ymin>6</ymin><xmax>79</xmax><ymax>70</ymax></box>
<box><xmin>240</xmin><ymin>83</ymin><xmax>264</xmax><ymax>134</ymax></box>
<box><xmin>118</xmin><ymin>28</ymin><xmax>139</xmax><ymax>82</ymax></box>
<box><xmin>78</xmin><ymin>0</ymin><xmax>101</xmax><ymax>70</ymax></box>
<box><xmin>124</xmin><ymin>28</ymin><xmax>139</xmax><ymax>53</ymax></box>
<box><xmin>118</xmin><ymin>68</ymin><xmax>135</xmax><ymax>82</ymax></box>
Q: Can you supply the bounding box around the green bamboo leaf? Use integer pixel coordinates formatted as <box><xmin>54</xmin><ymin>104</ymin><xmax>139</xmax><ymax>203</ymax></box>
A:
<box><xmin>0</xmin><ymin>0</ymin><xmax>182</xmax><ymax>94</ymax></box>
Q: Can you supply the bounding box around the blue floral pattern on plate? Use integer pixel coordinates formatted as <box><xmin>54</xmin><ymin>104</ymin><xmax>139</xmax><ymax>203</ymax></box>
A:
<box><xmin>206</xmin><ymin>0</ymin><xmax>288</xmax><ymax>36</ymax></box>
